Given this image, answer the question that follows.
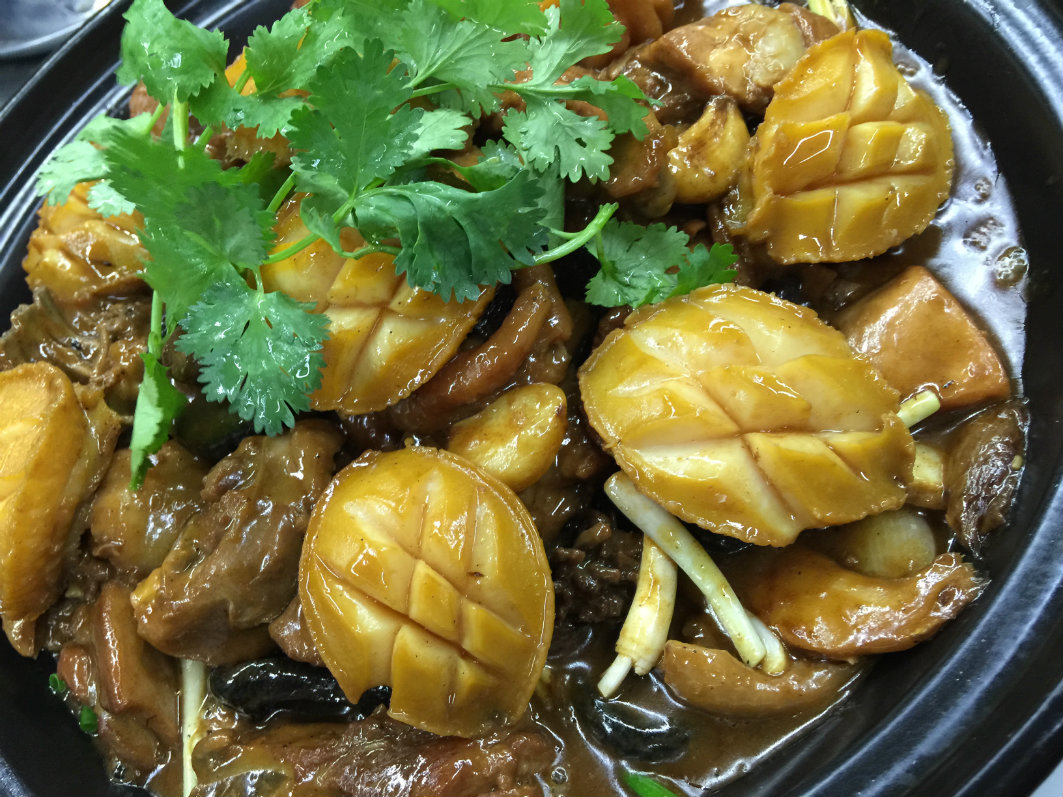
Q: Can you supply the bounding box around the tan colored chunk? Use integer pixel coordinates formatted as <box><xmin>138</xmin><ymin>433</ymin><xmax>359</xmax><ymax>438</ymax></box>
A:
<box><xmin>261</xmin><ymin>197</ymin><xmax>493</xmax><ymax>414</ymax></box>
<box><xmin>447</xmin><ymin>383</ymin><xmax>567</xmax><ymax>492</ymax></box>
<box><xmin>0</xmin><ymin>363</ymin><xmax>120</xmax><ymax>654</ymax></box>
<box><xmin>667</xmin><ymin>97</ymin><xmax>750</xmax><ymax>204</ymax></box>
<box><xmin>23</xmin><ymin>182</ymin><xmax>147</xmax><ymax>302</ymax></box>
<box><xmin>835</xmin><ymin>265</ymin><xmax>1009</xmax><ymax>410</ymax></box>
<box><xmin>579</xmin><ymin>284</ymin><xmax>913</xmax><ymax>546</ymax></box>
<box><xmin>300</xmin><ymin>446</ymin><xmax>554</xmax><ymax>738</ymax></box>
<box><xmin>661</xmin><ymin>641</ymin><xmax>858</xmax><ymax>717</ymax></box>
<box><xmin>729</xmin><ymin>546</ymin><xmax>984</xmax><ymax>658</ymax></box>
<box><xmin>741</xmin><ymin>30</ymin><xmax>954</xmax><ymax>263</ymax></box>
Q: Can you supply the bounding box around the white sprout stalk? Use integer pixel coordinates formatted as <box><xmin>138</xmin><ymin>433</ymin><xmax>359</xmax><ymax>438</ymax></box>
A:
<box><xmin>898</xmin><ymin>389</ymin><xmax>941</xmax><ymax>428</ymax></box>
<box><xmin>747</xmin><ymin>612</ymin><xmax>787</xmax><ymax>675</ymax></box>
<box><xmin>598</xmin><ymin>537</ymin><xmax>678</xmax><ymax>697</ymax></box>
<box><xmin>181</xmin><ymin>659</ymin><xmax>207</xmax><ymax>797</ymax></box>
<box><xmin>605</xmin><ymin>473</ymin><xmax>767</xmax><ymax>669</ymax></box>
<box><xmin>807</xmin><ymin>0</ymin><xmax>855</xmax><ymax>30</ymax></box>
<box><xmin>911</xmin><ymin>442</ymin><xmax>945</xmax><ymax>492</ymax></box>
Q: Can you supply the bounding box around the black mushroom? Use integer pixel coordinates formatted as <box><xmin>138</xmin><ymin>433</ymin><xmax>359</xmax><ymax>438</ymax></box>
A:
<box><xmin>571</xmin><ymin>677</ymin><xmax>691</xmax><ymax>763</ymax></box>
<box><xmin>945</xmin><ymin>401</ymin><xmax>1028</xmax><ymax>553</ymax></box>
<box><xmin>209</xmin><ymin>658</ymin><xmax>391</xmax><ymax>724</ymax></box>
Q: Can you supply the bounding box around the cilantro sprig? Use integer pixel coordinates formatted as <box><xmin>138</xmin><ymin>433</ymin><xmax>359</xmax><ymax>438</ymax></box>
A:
<box><xmin>36</xmin><ymin>0</ymin><xmax>736</xmax><ymax>485</ymax></box>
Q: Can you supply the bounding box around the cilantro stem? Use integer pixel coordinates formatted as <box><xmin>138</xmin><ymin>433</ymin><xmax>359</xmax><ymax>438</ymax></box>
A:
<box><xmin>261</xmin><ymin>233</ymin><xmax>318</xmax><ymax>265</ymax></box>
<box><xmin>408</xmin><ymin>82</ymin><xmax>456</xmax><ymax>100</ymax></box>
<box><xmin>147</xmin><ymin>103</ymin><xmax>166</xmax><ymax>132</ymax></box>
<box><xmin>194</xmin><ymin>125</ymin><xmax>214</xmax><ymax>150</ymax></box>
<box><xmin>267</xmin><ymin>174</ymin><xmax>296</xmax><ymax>215</ymax></box>
<box><xmin>233</xmin><ymin>69</ymin><xmax>252</xmax><ymax>95</ymax></box>
<box><xmin>340</xmin><ymin>244</ymin><xmax>401</xmax><ymax>260</ymax></box>
<box><xmin>534</xmin><ymin>202</ymin><xmax>618</xmax><ymax>265</ymax></box>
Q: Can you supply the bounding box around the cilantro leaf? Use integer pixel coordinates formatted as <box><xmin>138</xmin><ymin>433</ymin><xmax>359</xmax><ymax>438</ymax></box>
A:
<box><xmin>353</xmin><ymin>172</ymin><xmax>547</xmax><ymax>301</ymax></box>
<box><xmin>288</xmin><ymin>42</ymin><xmax>421</xmax><ymax>203</ymax></box>
<box><xmin>116</xmin><ymin>0</ymin><xmax>228</xmax><ymax>103</ymax></box>
<box><xmin>526</xmin><ymin>0</ymin><xmax>621</xmax><ymax>84</ymax></box>
<box><xmin>395</xmin><ymin>0</ymin><xmax>527</xmax><ymax>115</ymax></box>
<box><xmin>672</xmin><ymin>241</ymin><xmax>739</xmax><ymax>297</ymax></box>
<box><xmin>502</xmin><ymin>99</ymin><xmax>614</xmax><ymax>181</ymax></box>
<box><xmin>585</xmin><ymin>220</ymin><xmax>737</xmax><ymax>307</ymax></box>
<box><xmin>407</xmin><ymin>107</ymin><xmax>473</xmax><ymax>161</ymax></box>
<box><xmin>78</xmin><ymin>706</ymin><xmax>99</xmax><ymax>736</ymax></box>
<box><xmin>35</xmin><ymin>113</ymin><xmax>156</xmax><ymax>206</ymax></box>
<box><xmin>86</xmin><ymin>182</ymin><xmax>137</xmax><ymax>217</ymax></box>
<box><xmin>192</xmin><ymin>78</ymin><xmax>305</xmax><ymax>139</ymax></box>
<box><xmin>177</xmin><ymin>281</ymin><xmax>328</xmax><ymax>435</ymax></box>
<box><xmin>427</xmin><ymin>0</ymin><xmax>548</xmax><ymax>35</ymax></box>
<box><xmin>129</xmin><ymin>350</ymin><xmax>187</xmax><ymax>489</ymax></box>
<box><xmin>173</xmin><ymin>182</ymin><xmax>275</xmax><ymax>273</ymax></box>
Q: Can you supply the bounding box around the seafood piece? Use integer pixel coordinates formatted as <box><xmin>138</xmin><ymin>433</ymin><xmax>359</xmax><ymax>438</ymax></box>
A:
<box><xmin>740</xmin><ymin>30</ymin><xmax>954</xmax><ymax>263</ymax></box>
<box><xmin>808</xmin><ymin>507</ymin><xmax>938</xmax><ymax>579</ymax></box>
<box><xmin>446</xmin><ymin>383</ymin><xmax>567</xmax><ymax>492</ymax></box>
<box><xmin>579</xmin><ymin>284</ymin><xmax>913</xmax><ymax>546</ymax></box>
<box><xmin>660</xmin><ymin>642</ymin><xmax>858</xmax><ymax>717</ymax></box>
<box><xmin>836</xmin><ymin>266</ymin><xmax>1009</xmax><ymax>410</ymax></box>
<box><xmin>261</xmin><ymin>196</ymin><xmax>493</xmax><ymax>415</ymax></box>
<box><xmin>0</xmin><ymin>363</ymin><xmax>120</xmax><ymax>655</ymax></box>
<box><xmin>730</xmin><ymin>545</ymin><xmax>984</xmax><ymax>658</ymax></box>
<box><xmin>299</xmin><ymin>446</ymin><xmax>553</xmax><ymax>738</ymax></box>
<box><xmin>22</xmin><ymin>182</ymin><xmax>147</xmax><ymax>302</ymax></box>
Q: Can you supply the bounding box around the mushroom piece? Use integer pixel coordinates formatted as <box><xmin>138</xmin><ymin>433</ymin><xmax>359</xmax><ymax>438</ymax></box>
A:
<box><xmin>739</xmin><ymin>30</ymin><xmax>954</xmax><ymax>264</ymax></box>
<box><xmin>944</xmin><ymin>401</ymin><xmax>1027</xmax><ymax>553</ymax></box>
<box><xmin>446</xmin><ymin>382</ymin><xmax>567</xmax><ymax>492</ymax></box>
<box><xmin>299</xmin><ymin>446</ymin><xmax>554</xmax><ymax>738</ymax></box>
<box><xmin>660</xmin><ymin>641</ymin><xmax>858</xmax><ymax>718</ymax></box>
<box><xmin>579</xmin><ymin>283</ymin><xmax>913</xmax><ymax>547</ymax></box>
<box><xmin>666</xmin><ymin>96</ymin><xmax>751</xmax><ymax>205</ymax></box>
<box><xmin>728</xmin><ymin>545</ymin><xmax>985</xmax><ymax>658</ymax></box>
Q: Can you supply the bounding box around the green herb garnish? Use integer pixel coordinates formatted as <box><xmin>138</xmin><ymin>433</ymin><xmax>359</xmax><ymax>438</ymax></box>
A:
<box><xmin>78</xmin><ymin>705</ymin><xmax>99</xmax><ymax>735</ymax></box>
<box><xmin>36</xmin><ymin>0</ymin><xmax>736</xmax><ymax>486</ymax></box>
<box><xmin>48</xmin><ymin>673</ymin><xmax>67</xmax><ymax>696</ymax></box>
<box><xmin>622</xmin><ymin>769</ymin><xmax>682</xmax><ymax>797</ymax></box>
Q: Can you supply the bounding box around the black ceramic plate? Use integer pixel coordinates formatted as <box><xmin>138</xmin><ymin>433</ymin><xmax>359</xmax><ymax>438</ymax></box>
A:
<box><xmin>0</xmin><ymin>1</ymin><xmax>1060</xmax><ymax>796</ymax></box>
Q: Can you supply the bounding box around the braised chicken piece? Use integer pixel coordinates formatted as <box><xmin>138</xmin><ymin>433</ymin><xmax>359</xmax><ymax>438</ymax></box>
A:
<box><xmin>89</xmin><ymin>442</ymin><xmax>209</xmax><ymax>579</ymax></box>
<box><xmin>261</xmin><ymin>196</ymin><xmax>494</xmax><ymax>414</ymax></box>
<box><xmin>131</xmin><ymin>421</ymin><xmax>342</xmax><ymax>665</ymax></box>
<box><xmin>300</xmin><ymin>446</ymin><xmax>554</xmax><ymax>738</ymax></box>
<box><xmin>579</xmin><ymin>284</ymin><xmax>913</xmax><ymax>546</ymax></box>
<box><xmin>56</xmin><ymin>583</ymin><xmax>180</xmax><ymax>792</ymax></box>
<box><xmin>0</xmin><ymin>289</ymin><xmax>150</xmax><ymax>414</ymax></box>
<box><xmin>738</xmin><ymin>30</ymin><xmax>954</xmax><ymax>264</ymax></box>
<box><xmin>0</xmin><ymin>363</ymin><xmax>120</xmax><ymax>655</ymax></box>
<box><xmin>609</xmin><ymin>3</ymin><xmax>838</xmax><ymax>123</ymax></box>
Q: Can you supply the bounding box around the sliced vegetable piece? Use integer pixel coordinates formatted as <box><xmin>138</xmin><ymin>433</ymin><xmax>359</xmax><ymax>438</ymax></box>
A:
<box><xmin>740</xmin><ymin>30</ymin><xmax>954</xmax><ymax>263</ymax></box>
<box><xmin>598</xmin><ymin>537</ymin><xmax>678</xmax><ymax>697</ymax></box>
<box><xmin>837</xmin><ymin>266</ymin><xmax>1010</xmax><ymax>410</ymax></box>
<box><xmin>0</xmin><ymin>363</ymin><xmax>120</xmax><ymax>655</ymax></box>
<box><xmin>661</xmin><ymin>641</ymin><xmax>858</xmax><ymax>717</ymax></box>
<box><xmin>446</xmin><ymin>383</ymin><xmax>567</xmax><ymax>492</ymax></box>
<box><xmin>605</xmin><ymin>472</ymin><xmax>767</xmax><ymax>669</ymax></box>
<box><xmin>580</xmin><ymin>284</ymin><xmax>913</xmax><ymax>546</ymax></box>
<box><xmin>260</xmin><ymin>196</ymin><xmax>494</xmax><ymax>415</ymax></box>
<box><xmin>299</xmin><ymin>446</ymin><xmax>554</xmax><ymax>738</ymax></box>
<box><xmin>730</xmin><ymin>545</ymin><xmax>985</xmax><ymax>658</ymax></box>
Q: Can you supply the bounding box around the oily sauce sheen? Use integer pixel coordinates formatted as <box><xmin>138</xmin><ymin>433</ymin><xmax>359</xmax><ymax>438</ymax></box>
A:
<box><xmin>521</xmin><ymin>7</ymin><xmax>1027</xmax><ymax>797</ymax></box>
